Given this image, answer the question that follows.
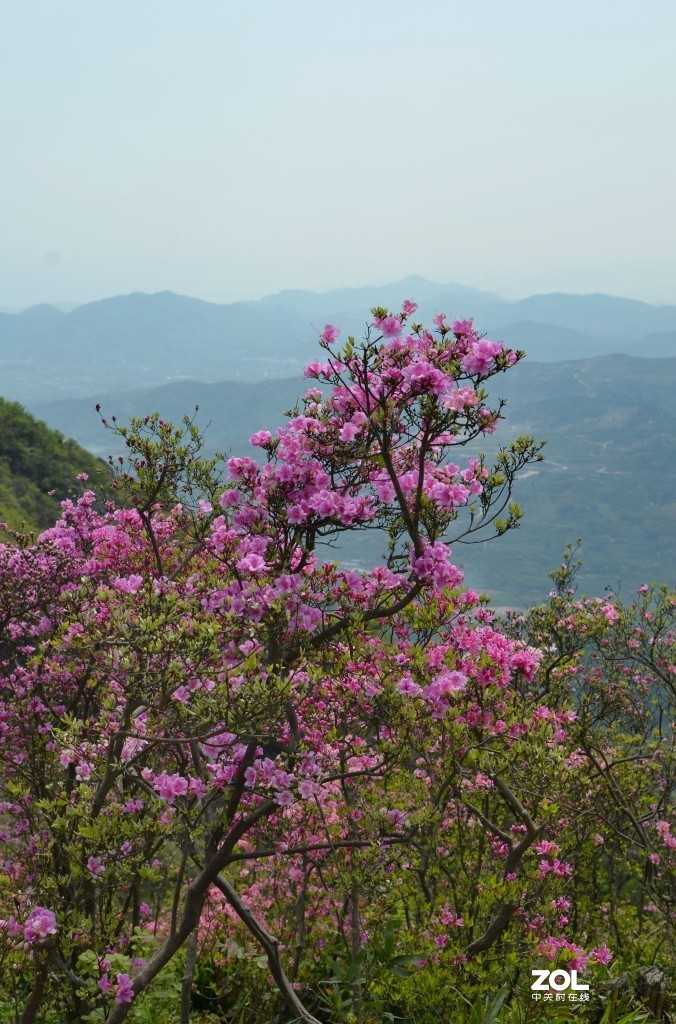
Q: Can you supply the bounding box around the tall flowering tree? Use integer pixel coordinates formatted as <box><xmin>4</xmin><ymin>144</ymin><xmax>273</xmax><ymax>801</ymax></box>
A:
<box><xmin>0</xmin><ymin>304</ymin><xmax>552</xmax><ymax>1022</ymax></box>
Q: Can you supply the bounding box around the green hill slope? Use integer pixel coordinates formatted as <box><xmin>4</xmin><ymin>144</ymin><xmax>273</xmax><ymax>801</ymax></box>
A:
<box><xmin>0</xmin><ymin>398</ymin><xmax>108</xmax><ymax>532</ymax></box>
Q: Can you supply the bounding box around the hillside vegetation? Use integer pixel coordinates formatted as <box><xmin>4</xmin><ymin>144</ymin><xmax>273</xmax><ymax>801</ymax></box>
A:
<box><xmin>0</xmin><ymin>397</ymin><xmax>108</xmax><ymax>531</ymax></box>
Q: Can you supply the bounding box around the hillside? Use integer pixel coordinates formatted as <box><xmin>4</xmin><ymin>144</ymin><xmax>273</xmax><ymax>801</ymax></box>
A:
<box><xmin>0</xmin><ymin>398</ymin><xmax>108</xmax><ymax>533</ymax></box>
<box><xmin>457</xmin><ymin>354</ymin><xmax>676</xmax><ymax>603</ymax></box>
<box><xmin>31</xmin><ymin>354</ymin><xmax>676</xmax><ymax>608</ymax></box>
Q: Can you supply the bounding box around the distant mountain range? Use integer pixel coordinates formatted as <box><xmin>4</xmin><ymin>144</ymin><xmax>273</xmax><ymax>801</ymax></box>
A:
<box><xmin>1</xmin><ymin>277</ymin><xmax>675</xmax><ymax>405</ymax></box>
<box><xmin>1</xmin><ymin>277</ymin><xmax>674</xmax><ymax>606</ymax></box>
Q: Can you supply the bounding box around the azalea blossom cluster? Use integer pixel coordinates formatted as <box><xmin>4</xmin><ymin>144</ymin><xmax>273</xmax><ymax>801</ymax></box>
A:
<box><xmin>0</xmin><ymin>907</ymin><xmax>57</xmax><ymax>947</ymax></box>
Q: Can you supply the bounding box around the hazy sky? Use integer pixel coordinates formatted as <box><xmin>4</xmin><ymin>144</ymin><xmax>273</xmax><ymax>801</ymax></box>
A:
<box><xmin>2</xmin><ymin>0</ymin><xmax>676</xmax><ymax>308</ymax></box>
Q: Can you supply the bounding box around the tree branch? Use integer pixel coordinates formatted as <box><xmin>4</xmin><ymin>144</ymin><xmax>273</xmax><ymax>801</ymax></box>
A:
<box><xmin>213</xmin><ymin>873</ymin><xmax>322</xmax><ymax>1024</ymax></box>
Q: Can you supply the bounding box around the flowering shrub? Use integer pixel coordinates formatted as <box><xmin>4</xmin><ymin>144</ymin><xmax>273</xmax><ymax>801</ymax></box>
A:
<box><xmin>0</xmin><ymin>305</ymin><xmax>671</xmax><ymax>1023</ymax></box>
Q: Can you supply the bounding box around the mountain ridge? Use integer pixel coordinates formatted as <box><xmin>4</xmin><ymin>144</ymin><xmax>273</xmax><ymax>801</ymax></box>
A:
<box><xmin>7</xmin><ymin>275</ymin><xmax>676</xmax><ymax>318</ymax></box>
<box><xmin>2</xmin><ymin>278</ymin><xmax>675</xmax><ymax>406</ymax></box>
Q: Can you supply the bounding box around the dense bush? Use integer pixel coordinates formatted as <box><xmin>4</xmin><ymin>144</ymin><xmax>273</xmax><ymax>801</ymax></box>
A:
<box><xmin>0</xmin><ymin>306</ymin><xmax>671</xmax><ymax>1023</ymax></box>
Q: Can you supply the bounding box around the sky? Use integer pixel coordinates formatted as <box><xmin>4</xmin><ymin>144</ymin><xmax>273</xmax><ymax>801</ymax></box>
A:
<box><xmin>2</xmin><ymin>0</ymin><xmax>676</xmax><ymax>309</ymax></box>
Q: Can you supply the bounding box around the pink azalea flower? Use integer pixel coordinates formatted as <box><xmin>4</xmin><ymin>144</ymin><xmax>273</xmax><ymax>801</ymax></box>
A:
<box><xmin>236</xmin><ymin>553</ymin><xmax>267</xmax><ymax>574</ymax></box>
<box><xmin>451</xmin><ymin>318</ymin><xmax>473</xmax><ymax>337</ymax></box>
<box><xmin>320</xmin><ymin>324</ymin><xmax>340</xmax><ymax>343</ymax></box>
<box><xmin>397</xmin><ymin>675</ymin><xmax>422</xmax><ymax>697</ymax></box>
<box><xmin>385</xmin><ymin>808</ymin><xmax>409</xmax><ymax>828</ymax></box>
<box><xmin>154</xmin><ymin>772</ymin><xmax>189</xmax><ymax>804</ymax></box>
<box><xmin>379</xmin><ymin>315</ymin><xmax>402</xmax><ymax>339</ymax></box>
<box><xmin>115</xmin><ymin>973</ymin><xmax>135</xmax><ymax>1004</ymax></box>
<box><xmin>534</xmin><ymin>839</ymin><xmax>559</xmax><ymax>855</ymax></box>
<box><xmin>339</xmin><ymin>421</ymin><xmax>360</xmax><ymax>442</ymax></box>
<box><xmin>590</xmin><ymin>945</ymin><xmax>613</xmax><ymax>965</ymax></box>
<box><xmin>250</xmin><ymin>430</ymin><xmax>273</xmax><ymax>447</ymax></box>
<box><xmin>87</xmin><ymin>856</ymin><xmax>104</xmax><ymax>877</ymax></box>
<box><xmin>401</xmin><ymin>361</ymin><xmax>449</xmax><ymax>395</ymax></box>
<box><xmin>23</xmin><ymin>907</ymin><xmax>58</xmax><ymax>943</ymax></box>
<box><xmin>437</xmin><ymin>669</ymin><xmax>467</xmax><ymax>694</ymax></box>
<box><xmin>442</xmin><ymin>386</ymin><xmax>479</xmax><ymax>412</ymax></box>
<box><xmin>601</xmin><ymin>602</ymin><xmax>618</xmax><ymax>624</ymax></box>
<box><xmin>112</xmin><ymin>574</ymin><xmax>144</xmax><ymax>595</ymax></box>
<box><xmin>461</xmin><ymin>338</ymin><xmax>503</xmax><ymax>375</ymax></box>
<box><xmin>218</xmin><ymin>488</ymin><xmax>241</xmax><ymax>508</ymax></box>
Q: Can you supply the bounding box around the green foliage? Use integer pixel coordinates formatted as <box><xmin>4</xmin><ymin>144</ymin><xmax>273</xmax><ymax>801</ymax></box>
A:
<box><xmin>0</xmin><ymin>396</ymin><xmax>107</xmax><ymax>532</ymax></box>
<box><xmin>102</xmin><ymin>407</ymin><xmax>224</xmax><ymax>517</ymax></box>
<box><xmin>301</xmin><ymin>917</ymin><xmax>425</xmax><ymax>1023</ymax></box>
<box><xmin>192</xmin><ymin>942</ymin><xmax>283</xmax><ymax>1023</ymax></box>
<box><xmin>467</xmin><ymin>984</ymin><xmax>510</xmax><ymax>1024</ymax></box>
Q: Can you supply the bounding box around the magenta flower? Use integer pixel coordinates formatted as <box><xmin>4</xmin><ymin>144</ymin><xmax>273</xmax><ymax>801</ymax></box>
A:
<box><xmin>401</xmin><ymin>361</ymin><xmax>449</xmax><ymax>395</ymax></box>
<box><xmin>461</xmin><ymin>338</ymin><xmax>502</xmax><ymax>376</ymax></box>
<box><xmin>236</xmin><ymin>552</ymin><xmax>267</xmax><ymax>574</ymax></box>
<box><xmin>377</xmin><ymin>315</ymin><xmax>402</xmax><ymax>339</ymax></box>
<box><xmin>154</xmin><ymin>772</ymin><xmax>189</xmax><ymax>804</ymax></box>
<box><xmin>249</xmin><ymin>430</ymin><xmax>273</xmax><ymax>447</ymax></box>
<box><xmin>385</xmin><ymin>808</ymin><xmax>409</xmax><ymax>828</ymax></box>
<box><xmin>451</xmin><ymin>318</ymin><xmax>473</xmax><ymax>338</ymax></box>
<box><xmin>23</xmin><ymin>907</ymin><xmax>57</xmax><ymax>943</ymax></box>
<box><xmin>320</xmin><ymin>324</ymin><xmax>340</xmax><ymax>343</ymax></box>
<box><xmin>601</xmin><ymin>602</ymin><xmax>618</xmax><ymax>624</ymax></box>
<box><xmin>218</xmin><ymin>488</ymin><xmax>241</xmax><ymax>508</ymax></box>
<box><xmin>115</xmin><ymin>973</ymin><xmax>135</xmax><ymax>1004</ymax></box>
<box><xmin>112</xmin><ymin>574</ymin><xmax>144</xmax><ymax>595</ymax></box>
<box><xmin>339</xmin><ymin>421</ymin><xmax>361</xmax><ymax>442</ymax></box>
<box><xmin>397</xmin><ymin>675</ymin><xmax>422</xmax><ymax>698</ymax></box>
<box><xmin>437</xmin><ymin>669</ymin><xmax>468</xmax><ymax>695</ymax></box>
<box><xmin>87</xmin><ymin>856</ymin><xmax>104</xmax><ymax>877</ymax></box>
<box><xmin>590</xmin><ymin>945</ymin><xmax>613</xmax><ymax>965</ymax></box>
<box><xmin>98</xmin><ymin>973</ymin><xmax>113</xmax><ymax>994</ymax></box>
